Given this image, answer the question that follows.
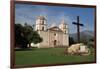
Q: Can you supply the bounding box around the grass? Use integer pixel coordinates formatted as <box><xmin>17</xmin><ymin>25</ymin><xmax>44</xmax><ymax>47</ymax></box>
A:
<box><xmin>15</xmin><ymin>48</ymin><xmax>95</xmax><ymax>66</ymax></box>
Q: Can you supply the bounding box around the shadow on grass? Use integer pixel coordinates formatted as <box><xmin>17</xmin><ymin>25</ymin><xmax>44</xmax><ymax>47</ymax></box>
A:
<box><xmin>15</xmin><ymin>47</ymin><xmax>37</xmax><ymax>51</ymax></box>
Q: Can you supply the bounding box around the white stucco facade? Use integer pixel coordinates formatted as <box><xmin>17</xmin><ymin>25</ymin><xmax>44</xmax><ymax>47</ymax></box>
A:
<box><xmin>32</xmin><ymin>16</ymin><xmax>69</xmax><ymax>48</ymax></box>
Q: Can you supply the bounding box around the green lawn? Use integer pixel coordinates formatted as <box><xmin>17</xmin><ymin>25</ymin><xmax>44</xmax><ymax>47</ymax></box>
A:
<box><xmin>15</xmin><ymin>48</ymin><xmax>95</xmax><ymax>66</ymax></box>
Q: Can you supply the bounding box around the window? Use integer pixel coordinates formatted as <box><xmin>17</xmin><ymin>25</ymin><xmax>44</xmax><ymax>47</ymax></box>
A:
<box><xmin>42</xmin><ymin>26</ymin><xmax>44</xmax><ymax>30</ymax></box>
<box><xmin>54</xmin><ymin>33</ymin><xmax>56</xmax><ymax>36</ymax></box>
<box><xmin>65</xmin><ymin>30</ymin><xmax>66</xmax><ymax>33</ymax></box>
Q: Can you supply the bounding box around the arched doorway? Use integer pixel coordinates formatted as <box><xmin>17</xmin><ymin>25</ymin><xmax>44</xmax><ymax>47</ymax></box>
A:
<box><xmin>54</xmin><ymin>40</ymin><xmax>57</xmax><ymax>46</ymax></box>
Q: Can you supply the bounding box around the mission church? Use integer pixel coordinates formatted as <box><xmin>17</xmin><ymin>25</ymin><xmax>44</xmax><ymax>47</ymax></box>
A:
<box><xmin>32</xmin><ymin>16</ymin><xmax>69</xmax><ymax>48</ymax></box>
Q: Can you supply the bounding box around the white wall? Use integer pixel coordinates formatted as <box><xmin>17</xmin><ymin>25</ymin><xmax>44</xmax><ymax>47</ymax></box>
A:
<box><xmin>0</xmin><ymin>0</ymin><xmax>99</xmax><ymax>69</ymax></box>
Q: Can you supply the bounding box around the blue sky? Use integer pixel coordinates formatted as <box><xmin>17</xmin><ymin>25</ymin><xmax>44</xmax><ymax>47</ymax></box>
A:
<box><xmin>15</xmin><ymin>3</ymin><xmax>95</xmax><ymax>34</ymax></box>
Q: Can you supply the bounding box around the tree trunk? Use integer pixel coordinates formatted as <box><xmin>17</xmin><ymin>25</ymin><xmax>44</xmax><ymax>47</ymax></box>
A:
<box><xmin>29</xmin><ymin>43</ymin><xmax>31</xmax><ymax>48</ymax></box>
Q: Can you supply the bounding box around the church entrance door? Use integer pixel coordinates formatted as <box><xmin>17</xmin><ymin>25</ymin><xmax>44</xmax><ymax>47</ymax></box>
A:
<box><xmin>54</xmin><ymin>40</ymin><xmax>57</xmax><ymax>46</ymax></box>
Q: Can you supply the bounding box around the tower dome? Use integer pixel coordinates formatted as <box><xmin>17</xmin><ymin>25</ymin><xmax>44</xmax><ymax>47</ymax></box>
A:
<box><xmin>36</xmin><ymin>16</ymin><xmax>46</xmax><ymax>25</ymax></box>
<box><xmin>37</xmin><ymin>16</ymin><xmax>46</xmax><ymax>20</ymax></box>
<box><xmin>61</xmin><ymin>19</ymin><xmax>67</xmax><ymax>29</ymax></box>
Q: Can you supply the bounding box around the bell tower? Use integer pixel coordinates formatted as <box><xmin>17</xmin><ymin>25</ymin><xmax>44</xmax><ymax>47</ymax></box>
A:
<box><xmin>59</xmin><ymin>19</ymin><xmax>68</xmax><ymax>34</ymax></box>
<box><xmin>35</xmin><ymin>15</ymin><xmax>47</xmax><ymax>31</ymax></box>
<box><xmin>59</xmin><ymin>19</ymin><xmax>69</xmax><ymax>47</ymax></box>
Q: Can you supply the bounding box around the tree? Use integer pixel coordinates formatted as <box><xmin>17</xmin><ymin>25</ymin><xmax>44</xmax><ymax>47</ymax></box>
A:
<box><xmin>23</xmin><ymin>23</ymin><xmax>43</xmax><ymax>47</ymax></box>
<box><xmin>87</xmin><ymin>37</ymin><xmax>94</xmax><ymax>48</ymax></box>
<box><xmin>80</xmin><ymin>38</ymin><xmax>88</xmax><ymax>45</ymax></box>
<box><xmin>15</xmin><ymin>23</ymin><xmax>43</xmax><ymax>48</ymax></box>
<box><xmin>89</xmin><ymin>37</ymin><xmax>94</xmax><ymax>42</ymax></box>
<box><xmin>69</xmin><ymin>37</ymin><xmax>76</xmax><ymax>46</ymax></box>
<box><xmin>15</xmin><ymin>24</ymin><xmax>28</xmax><ymax>48</ymax></box>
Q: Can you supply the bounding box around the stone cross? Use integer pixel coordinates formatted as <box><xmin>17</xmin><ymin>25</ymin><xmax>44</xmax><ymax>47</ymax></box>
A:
<box><xmin>72</xmin><ymin>16</ymin><xmax>84</xmax><ymax>43</ymax></box>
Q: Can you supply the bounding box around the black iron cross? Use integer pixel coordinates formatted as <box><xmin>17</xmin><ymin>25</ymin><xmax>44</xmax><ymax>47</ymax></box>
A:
<box><xmin>72</xmin><ymin>16</ymin><xmax>84</xmax><ymax>43</ymax></box>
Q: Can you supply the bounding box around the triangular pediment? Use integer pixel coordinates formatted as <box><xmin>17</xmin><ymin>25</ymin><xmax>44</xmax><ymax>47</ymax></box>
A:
<box><xmin>48</xmin><ymin>26</ymin><xmax>63</xmax><ymax>32</ymax></box>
